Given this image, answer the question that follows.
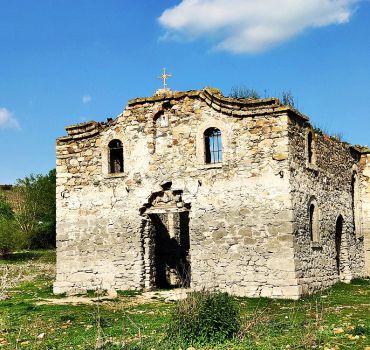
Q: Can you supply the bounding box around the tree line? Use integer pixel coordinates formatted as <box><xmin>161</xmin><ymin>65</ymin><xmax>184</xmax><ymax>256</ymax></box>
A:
<box><xmin>0</xmin><ymin>169</ymin><xmax>56</xmax><ymax>257</ymax></box>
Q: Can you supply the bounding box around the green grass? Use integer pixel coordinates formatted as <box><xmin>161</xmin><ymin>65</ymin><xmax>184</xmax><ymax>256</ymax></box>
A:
<box><xmin>0</xmin><ymin>249</ymin><xmax>56</xmax><ymax>265</ymax></box>
<box><xmin>0</xmin><ymin>250</ymin><xmax>369</xmax><ymax>349</ymax></box>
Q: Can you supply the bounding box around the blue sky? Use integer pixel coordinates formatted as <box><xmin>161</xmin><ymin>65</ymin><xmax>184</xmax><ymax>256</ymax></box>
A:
<box><xmin>0</xmin><ymin>0</ymin><xmax>369</xmax><ymax>184</ymax></box>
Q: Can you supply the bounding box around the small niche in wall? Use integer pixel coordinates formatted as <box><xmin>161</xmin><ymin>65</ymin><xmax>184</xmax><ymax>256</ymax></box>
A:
<box><xmin>155</xmin><ymin>111</ymin><xmax>168</xmax><ymax>128</ymax></box>
<box><xmin>308</xmin><ymin>197</ymin><xmax>321</xmax><ymax>247</ymax></box>
<box><xmin>153</xmin><ymin>111</ymin><xmax>171</xmax><ymax>154</ymax></box>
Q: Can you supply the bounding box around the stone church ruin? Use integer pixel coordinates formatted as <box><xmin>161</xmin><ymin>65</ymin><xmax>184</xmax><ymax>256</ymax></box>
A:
<box><xmin>54</xmin><ymin>87</ymin><xmax>370</xmax><ymax>299</ymax></box>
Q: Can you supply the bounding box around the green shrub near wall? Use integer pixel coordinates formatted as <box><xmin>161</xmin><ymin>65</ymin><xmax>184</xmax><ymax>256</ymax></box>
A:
<box><xmin>167</xmin><ymin>290</ymin><xmax>241</xmax><ymax>346</ymax></box>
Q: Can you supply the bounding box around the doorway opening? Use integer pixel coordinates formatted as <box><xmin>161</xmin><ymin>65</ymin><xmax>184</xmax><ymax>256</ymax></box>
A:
<box><xmin>141</xmin><ymin>185</ymin><xmax>191</xmax><ymax>290</ymax></box>
<box><xmin>149</xmin><ymin>211</ymin><xmax>190</xmax><ymax>289</ymax></box>
<box><xmin>335</xmin><ymin>215</ymin><xmax>343</xmax><ymax>275</ymax></box>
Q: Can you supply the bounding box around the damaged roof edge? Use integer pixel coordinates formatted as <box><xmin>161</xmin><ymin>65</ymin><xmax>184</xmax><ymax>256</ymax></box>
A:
<box><xmin>128</xmin><ymin>87</ymin><xmax>309</xmax><ymax>121</ymax></box>
<box><xmin>128</xmin><ymin>87</ymin><xmax>278</xmax><ymax>108</ymax></box>
<box><xmin>59</xmin><ymin>88</ymin><xmax>368</xmax><ymax>152</ymax></box>
<box><xmin>351</xmin><ymin>145</ymin><xmax>370</xmax><ymax>154</ymax></box>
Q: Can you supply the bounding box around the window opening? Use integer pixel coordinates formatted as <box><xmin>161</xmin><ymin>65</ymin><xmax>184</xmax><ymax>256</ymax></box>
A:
<box><xmin>204</xmin><ymin>128</ymin><xmax>222</xmax><ymax>164</ymax></box>
<box><xmin>109</xmin><ymin>139</ymin><xmax>123</xmax><ymax>174</ymax></box>
<box><xmin>308</xmin><ymin>131</ymin><xmax>313</xmax><ymax>164</ymax></box>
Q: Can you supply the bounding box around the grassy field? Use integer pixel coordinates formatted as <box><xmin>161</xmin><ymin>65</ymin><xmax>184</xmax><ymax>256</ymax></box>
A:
<box><xmin>0</xmin><ymin>250</ymin><xmax>369</xmax><ymax>350</ymax></box>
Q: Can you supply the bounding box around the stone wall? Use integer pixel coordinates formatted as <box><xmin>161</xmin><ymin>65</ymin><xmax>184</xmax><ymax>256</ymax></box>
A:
<box><xmin>54</xmin><ymin>88</ymin><xmax>367</xmax><ymax>299</ymax></box>
<box><xmin>288</xmin><ymin>117</ymin><xmax>365</xmax><ymax>295</ymax></box>
<box><xmin>55</xmin><ymin>125</ymin><xmax>145</xmax><ymax>293</ymax></box>
<box><xmin>360</xmin><ymin>154</ymin><xmax>370</xmax><ymax>275</ymax></box>
<box><xmin>54</xmin><ymin>89</ymin><xmax>300</xmax><ymax>298</ymax></box>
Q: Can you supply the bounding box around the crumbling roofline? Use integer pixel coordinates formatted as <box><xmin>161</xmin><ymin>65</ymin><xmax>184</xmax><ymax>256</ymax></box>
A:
<box><xmin>57</xmin><ymin>120</ymin><xmax>104</xmax><ymax>142</ymax></box>
<box><xmin>55</xmin><ymin>88</ymin><xmax>314</xmax><ymax>144</ymax></box>
<box><xmin>350</xmin><ymin>145</ymin><xmax>370</xmax><ymax>155</ymax></box>
<box><xmin>127</xmin><ymin>87</ymin><xmax>309</xmax><ymax>120</ymax></box>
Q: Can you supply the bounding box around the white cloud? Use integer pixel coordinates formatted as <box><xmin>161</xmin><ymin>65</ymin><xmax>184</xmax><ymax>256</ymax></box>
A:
<box><xmin>82</xmin><ymin>95</ymin><xmax>92</xmax><ymax>104</ymax></box>
<box><xmin>159</xmin><ymin>0</ymin><xmax>358</xmax><ymax>53</ymax></box>
<box><xmin>0</xmin><ymin>108</ymin><xmax>20</xmax><ymax>129</ymax></box>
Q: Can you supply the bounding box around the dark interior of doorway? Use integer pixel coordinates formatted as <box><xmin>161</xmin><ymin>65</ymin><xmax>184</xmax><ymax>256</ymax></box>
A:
<box><xmin>335</xmin><ymin>215</ymin><xmax>343</xmax><ymax>275</ymax></box>
<box><xmin>149</xmin><ymin>212</ymin><xmax>190</xmax><ymax>289</ymax></box>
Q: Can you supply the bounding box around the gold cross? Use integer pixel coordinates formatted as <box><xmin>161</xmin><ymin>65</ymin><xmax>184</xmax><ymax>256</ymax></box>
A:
<box><xmin>158</xmin><ymin>68</ymin><xmax>172</xmax><ymax>91</ymax></box>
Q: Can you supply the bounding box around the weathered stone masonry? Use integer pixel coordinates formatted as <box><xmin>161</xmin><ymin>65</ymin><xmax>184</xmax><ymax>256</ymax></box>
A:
<box><xmin>54</xmin><ymin>88</ymin><xmax>370</xmax><ymax>299</ymax></box>
<box><xmin>288</xmin><ymin>118</ymin><xmax>368</xmax><ymax>295</ymax></box>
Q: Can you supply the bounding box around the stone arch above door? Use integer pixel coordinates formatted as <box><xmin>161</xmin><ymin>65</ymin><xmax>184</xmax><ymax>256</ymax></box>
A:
<box><xmin>140</xmin><ymin>182</ymin><xmax>191</xmax><ymax>214</ymax></box>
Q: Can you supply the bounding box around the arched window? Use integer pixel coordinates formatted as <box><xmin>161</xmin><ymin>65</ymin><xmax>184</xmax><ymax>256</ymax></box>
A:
<box><xmin>108</xmin><ymin>139</ymin><xmax>123</xmax><ymax>174</ymax></box>
<box><xmin>204</xmin><ymin>128</ymin><xmax>222</xmax><ymax>164</ymax></box>
<box><xmin>309</xmin><ymin>201</ymin><xmax>319</xmax><ymax>242</ymax></box>
<box><xmin>307</xmin><ymin>131</ymin><xmax>314</xmax><ymax>164</ymax></box>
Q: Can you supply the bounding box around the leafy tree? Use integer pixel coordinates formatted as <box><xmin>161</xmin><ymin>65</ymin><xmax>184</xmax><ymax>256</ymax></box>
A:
<box><xmin>0</xmin><ymin>194</ymin><xmax>19</xmax><ymax>257</ymax></box>
<box><xmin>0</xmin><ymin>193</ymin><xmax>13</xmax><ymax>220</ymax></box>
<box><xmin>0</xmin><ymin>218</ymin><xmax>20</xmax><ymax>258</ymax></box>
<box><xmin>14</xmin><ymin>169</ymin><xmax>56</xmax><ymax>248</ymax></box>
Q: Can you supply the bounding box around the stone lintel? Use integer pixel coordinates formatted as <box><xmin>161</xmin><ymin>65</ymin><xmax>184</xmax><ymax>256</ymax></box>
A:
<box><xmin>145</xmin><ymin>207</ymin><xmax>189</xmax><ymax>214</ymax></box>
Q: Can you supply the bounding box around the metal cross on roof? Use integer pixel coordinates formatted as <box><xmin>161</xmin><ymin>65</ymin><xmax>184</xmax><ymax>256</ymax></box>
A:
<box><xmin>158</xmin><ymin>68</ymin><xmax>172</xmax><ymax>91</ymax></box>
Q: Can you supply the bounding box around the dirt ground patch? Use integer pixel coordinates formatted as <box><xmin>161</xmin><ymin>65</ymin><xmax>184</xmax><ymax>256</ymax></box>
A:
<box><xmin>36</xmin><ymin>288</ymin><xmax>190</xmax><ymax>306</ymax></box>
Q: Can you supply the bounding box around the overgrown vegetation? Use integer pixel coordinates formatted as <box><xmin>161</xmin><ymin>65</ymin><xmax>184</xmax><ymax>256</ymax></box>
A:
<box><xmin>228</xmin><ymin>85</ymin><xmax>296</xmax><ymax>107</ymax></box>
<box><xmin>313</xmin><ymin>125</ymin><xmax>345</xmax><ymax>142</ymax></box>
<box><xmin>281</xmin><ymin>90</ymin><xmax>295</xmax><ymax>107</ymax></box>
<box><xmin>0</xmin><ymin>194</ymin><xmax>19</xmax><ymax>258</ymax></box>
<box><xmin>0</xmin><ymin>169</ymin><xmax>56</xmax><ymax>257</ymax></box>
<box><xmin>0</xmin><ymin>218</ymin><xmax>19</xmax><ymax>258</ymax></box>
<box><xmin>0</xmin><ymin>250</ymin><xmax>369</xmax><ymax>349</ymax></box>
<box><xmin>229</xmin><ymin>85</ymin><xmax>260</xmax><ymax>99</ymax></box>
<box><xmin>228</xmin><ymin>86</ymin><xmax>351</xmax><ymax>143</ymax></box>
<box><xmin>167</xmin><ymin>290</ymin><xmax>240</xmax><ymax>345</ymax></box>
<box><xmin>14</xmin><ymin>169</ymin><xmax>56</xmax><ymax>248</ymax></box>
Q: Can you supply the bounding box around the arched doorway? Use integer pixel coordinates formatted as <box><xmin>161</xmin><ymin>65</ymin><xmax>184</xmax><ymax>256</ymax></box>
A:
<box><xmin>141</xmin><ymin>184</ymin><xmax>191</xmax><ymax>290</ymax></box>
<box><xmin>335</xmin><ymin>215</ymin><xmax>343</xmax><ymax>276</ymax></box>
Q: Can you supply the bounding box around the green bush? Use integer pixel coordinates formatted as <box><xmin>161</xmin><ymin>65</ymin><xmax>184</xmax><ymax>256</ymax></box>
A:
<box><xmin>167</xmin><ymin>290</ymin><xmax>241</xmax><ymax>345</ymax></box>
<box><xmin>15</xmin><ymin>169</ymin><xmax>56</xmax><ymax>248</ymax></box>
<box><xmin>350</xmin><ymin>324</ymin><xmax>370</xmax><ymax>336</ymax></box>
<box><xmin>0</xmin><ymin>217</ymin><xmax>21</xmax><ymax>258</ymax></box>
<box><xmin>0</xmin><ymin>194</ymin><xmax>13</xmax><ymax>219</ymax></box>
<box><xmin>0</xmin><ymin>194</ymin><xmax>23</xmax><ymax>258</ymax></box>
